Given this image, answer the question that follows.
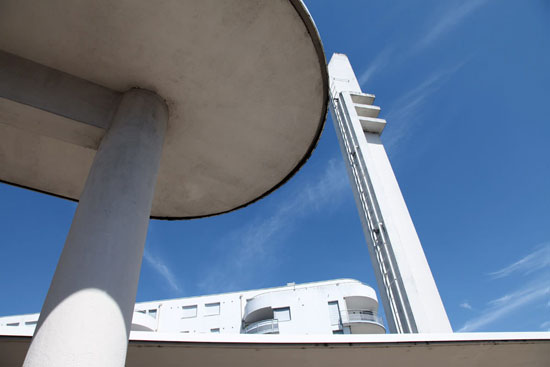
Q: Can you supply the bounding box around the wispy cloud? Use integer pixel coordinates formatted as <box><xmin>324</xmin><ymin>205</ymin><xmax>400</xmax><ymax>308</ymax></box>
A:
<box><xmin>540</xmin><ymin>321</ymin><xmax>550</xmax><ymax>331</ymax></box>
<box><xmin>489</xmin><ymin>243</ymin><xmax>550</xmax><ymax>279</ymax></box>
<box><xmin>459</xmin><ymin>302</ymin><xmax>473</xmax><ymax>310</ymax></box>
<box><xmin>383</xmin><ymin>60</ymin><xmax>467</xmax><ymax>150</ymax></box>
<box><xmin>143</xmin><ymin>248</ymin><xmax>182</xmax><ymax>294</ymax></box>
<box><xmin>416</xmin><ymin>0</ymin><xmax>490</xmax><ymax>51</ymax></box>
<box><xmin>458</xmin><ymin>280</ymin><xmax>549</xmax><ymax>332</ymax></box>
<box><xmin>355</xmin><ymin>0</ymin><xmax>486</xmax><ymax>87</ymax></box>
<box><xmin>236</xmin><ymin>158</ymin><xmax>348</xmax><ymax>268</ymax></box>
<box><xmin>358</xmin><ymin>46</ymin><xmax>394</xmax><ymax>87</ymax></box>
<box><xmin>198</xmin><ymin>158</ymin><xmax>349</xmax><ymax>293</ymax></box>
<box><xmin>458</xmin><ymin>243</ymin><xmax>550</xmax><ymax>332</ymax></box>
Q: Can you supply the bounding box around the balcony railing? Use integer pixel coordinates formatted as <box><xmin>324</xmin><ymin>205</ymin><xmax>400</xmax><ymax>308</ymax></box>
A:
<box><xmin>243</xmin><ymin>319</ymin><xmax>279</xmax><ymax>334</ymax></box>
<box><xmin>341</xmin><ymin>310</ymin><xmax>383</xmax><ymax>325</ymax></box>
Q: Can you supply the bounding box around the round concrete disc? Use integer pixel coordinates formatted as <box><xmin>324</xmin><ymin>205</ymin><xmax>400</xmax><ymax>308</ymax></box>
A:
<box><xmin>0</xmin><ymin>0</ymin><xmax>327</xmax><ymax>219</ymax></box>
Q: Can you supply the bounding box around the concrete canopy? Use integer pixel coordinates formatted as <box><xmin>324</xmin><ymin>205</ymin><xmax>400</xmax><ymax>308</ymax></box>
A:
<box><xmin>1</xmin><ymin>332</ymin><xmax>549</xmax><ymax>367</ymax></box>
<box><xmin>0</xmin><ymin>0</ymin><xmax>327</xmax><ymax>219</ymax></box>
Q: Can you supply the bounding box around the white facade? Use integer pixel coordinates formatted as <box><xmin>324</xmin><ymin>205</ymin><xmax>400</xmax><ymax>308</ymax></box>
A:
<box><xmin>0</xmin><ymin>279</ymin><xmax>385</xmax><ymax>336</ymax></box>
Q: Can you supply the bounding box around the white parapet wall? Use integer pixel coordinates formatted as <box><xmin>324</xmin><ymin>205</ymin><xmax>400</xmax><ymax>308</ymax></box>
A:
<box><xmin>1</xmin><ymin>328</ymin><xmax>549</xmax><ymax>367</ymax></box>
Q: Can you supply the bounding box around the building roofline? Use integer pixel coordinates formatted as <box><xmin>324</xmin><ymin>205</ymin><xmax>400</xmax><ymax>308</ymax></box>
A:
<box><xmin>1</xmin><ymin>328</ymin><xmax>549</xmax><ymax>344</ymax></box>
<box><xmin>135</xmin><ymin>278</ymin><xmax>371</xmax><ymax>306</ymax></box>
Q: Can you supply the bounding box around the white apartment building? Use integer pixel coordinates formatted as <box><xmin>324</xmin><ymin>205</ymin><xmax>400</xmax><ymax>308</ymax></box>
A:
<box><xmin>0</xmin><ymin>279</ymin><xmax>385</xmax><ymax>336</ymax></box>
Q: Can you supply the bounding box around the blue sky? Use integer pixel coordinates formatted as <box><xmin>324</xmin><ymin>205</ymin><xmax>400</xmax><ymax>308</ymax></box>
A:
<box><xmin>1</xmin><ymin>0</ymin><xmax>549</xmax><ymax>333</ymax></box>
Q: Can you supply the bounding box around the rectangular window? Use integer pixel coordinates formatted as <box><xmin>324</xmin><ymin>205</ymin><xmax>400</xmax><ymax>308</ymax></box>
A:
<box><xmin>181</xmin><ymin>305</ymin><xmax>197</xmax><ymax>318</ymax></box>
<box><xmin>25</xmin><ymin>321</ymin><xmax>37</xmax><ymax>326</ymax></box>
<box><xmin>204</xmin><ymin>302</ymin><xmax>220</xmax><ymax>316</ymax></box>
<box><xmin>6</xmin><ymin>322</ymin><xmax>19</xmax><ymax>326</ymax></box>
<box><xmin>328</xmin><ymin>301</ymin><xmax>341</xmax><ymax>326</ymax></box>
<box><xmin>332</xmin><ymin>329</ymin><xmax>344</xmax><ymax>334</ymax></box>
<box><xmin>273</xmin><ymin>307</ymin><xmax>291</xmax><ymax>322</ymax></box>
<box><xmin>210</xmin><ymin>328</ymin><xmax>220</xmax><ymax>333</ymax></box>
<box><xmin>148</xmin><ymin>309</ymin><xmax>157</xmax><ymax>319</ymax></box>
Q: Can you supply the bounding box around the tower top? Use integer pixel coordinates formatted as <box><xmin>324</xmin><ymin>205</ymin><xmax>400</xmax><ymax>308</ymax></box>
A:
<box><xmin>328</xmin><ymin>53</ymin><xmax>362</xmax><ymax>95</ymax></box>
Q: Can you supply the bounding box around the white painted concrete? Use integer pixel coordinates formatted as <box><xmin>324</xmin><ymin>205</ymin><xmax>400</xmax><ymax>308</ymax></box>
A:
<box><xmin>22</xmin><ymin>89</ymin><xmax>167</xmax><ymax>367</ymax></box>
<box><xmin>328</xmin><ymin>53</ymin><xmax>452</xmax><ymax>333</ymax></box>
<box><xmin>1</xmin><ymin>279</ymin><xmax>384</xmax><ymax>337</ymax></box>
<box><xmin>1</xmin><ymin>329</ymin><xmax>549</xmax><ymax>367</ymax></box>
<box><xmin>135</xmin><ymin>279</ymin><xmax>384</xmax><ymax>335</ymax></box>
<box><xmin>2</xmin><ymin>280</ymin><xmax>548</xmax><ymax>365</ymax></box>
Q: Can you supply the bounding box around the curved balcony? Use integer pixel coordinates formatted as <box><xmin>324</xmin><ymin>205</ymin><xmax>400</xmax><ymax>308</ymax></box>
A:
<box><xmin>243</xmin><ymin>319</ymin><xmax>279</xmax><ymax>334</ymax></box>
<box><xmin>131</xmin><ymin>311</ymin><xmax>157</xmax><ymax>332</ymax></box>
<box><xmin>341</xmin><ymin>309</ymin><xmax>385</xmax><ymax>334</ymax></box>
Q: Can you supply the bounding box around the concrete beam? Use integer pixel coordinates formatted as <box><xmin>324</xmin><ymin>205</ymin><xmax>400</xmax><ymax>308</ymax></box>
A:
<box><xmin>0</xmin><ymin>98</ymin><xmax>105</xmax><ymax>149</ymax></box>
<box><xmin>0</xmin><ymin>50</ymin><xmax>120</xmax><ymax>130</ymax></box>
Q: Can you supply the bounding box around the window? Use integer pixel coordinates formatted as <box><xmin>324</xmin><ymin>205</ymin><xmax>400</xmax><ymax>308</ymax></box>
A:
<box><xmin>137</xmin><ymin>309</ymin><xmax>157</xmax><ymax>318</ymax></box>
<box><xmin>273</xmin><ymin>307</ymin><xmax>291</xmax><ymax>322</ymax></box>
<box><xmin>204</xmin><ymin>302</ymin><xmax>220</xmax><ymax>316</ymax></box>
<box><xmin>210</xmin><ymin>328</ymin><xmax>220</xmax><ymax>333</ymax></box>
<box><xmin>6</xmin><ymin>322</ymin><xmax>19</xmax><ymax>326</ymax></box>
<box><xmin>182</xmin><ymin>305</ymin><xmax>197</xmax><ymax>318</ymax></box>
<box><xmin>328</xmin><ymin>301</ymin><xmax>341</xmax><ymax>326</ymax></box>
<box><xmin>333</xmin><ymin>326</ymin><xmax>350</xmax><ymax>334</ymax></box>
<box><xmin>25</xmin><ymin>321</ymin><xmax>37</xmax><ymax>326</ymax></box>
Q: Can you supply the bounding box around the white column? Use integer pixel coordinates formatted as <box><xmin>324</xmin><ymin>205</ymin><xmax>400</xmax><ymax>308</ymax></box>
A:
<box><xmin>24</xmin><ymin>89</ymin><xmax>168</xmax><ymax>366</ymax></box>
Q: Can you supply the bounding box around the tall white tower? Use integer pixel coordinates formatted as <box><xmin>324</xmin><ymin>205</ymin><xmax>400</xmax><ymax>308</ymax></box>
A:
<box><xmin>328</xmin><ymin>53</ymin><xmax>452</xmax><ymax>334</ymax></box>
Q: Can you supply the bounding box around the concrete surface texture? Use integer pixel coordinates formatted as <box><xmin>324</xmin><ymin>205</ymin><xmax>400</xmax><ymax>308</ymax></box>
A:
<box><xmin>0</xmin><ymin>1</ymin><xmax>328</xmax><ymax>365</ymax></box>
<box><xmin>328</xmin><ymin>53</ymin><xmax>452</xmax><ymax>333</ymax></box>
<box><xmin>0</xmin><ymin>0</ymin><xmax>327</xmax><ymax>219</ymax></box>
<box><xmin>1</xmin><ymin>331</ymin><xmax>549</xmax><ymax>367</ymax></box>
<box><xmin>22</xmin><ymin>89</ymin><xmax>168</xmax><ymax>366</ymax></box>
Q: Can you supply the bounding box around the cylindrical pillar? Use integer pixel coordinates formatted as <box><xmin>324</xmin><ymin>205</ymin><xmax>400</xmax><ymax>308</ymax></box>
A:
<box><xmin>24</xmin><ymin>89</ymin><xmax>168</xmax><ymax>367</ymax></box>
